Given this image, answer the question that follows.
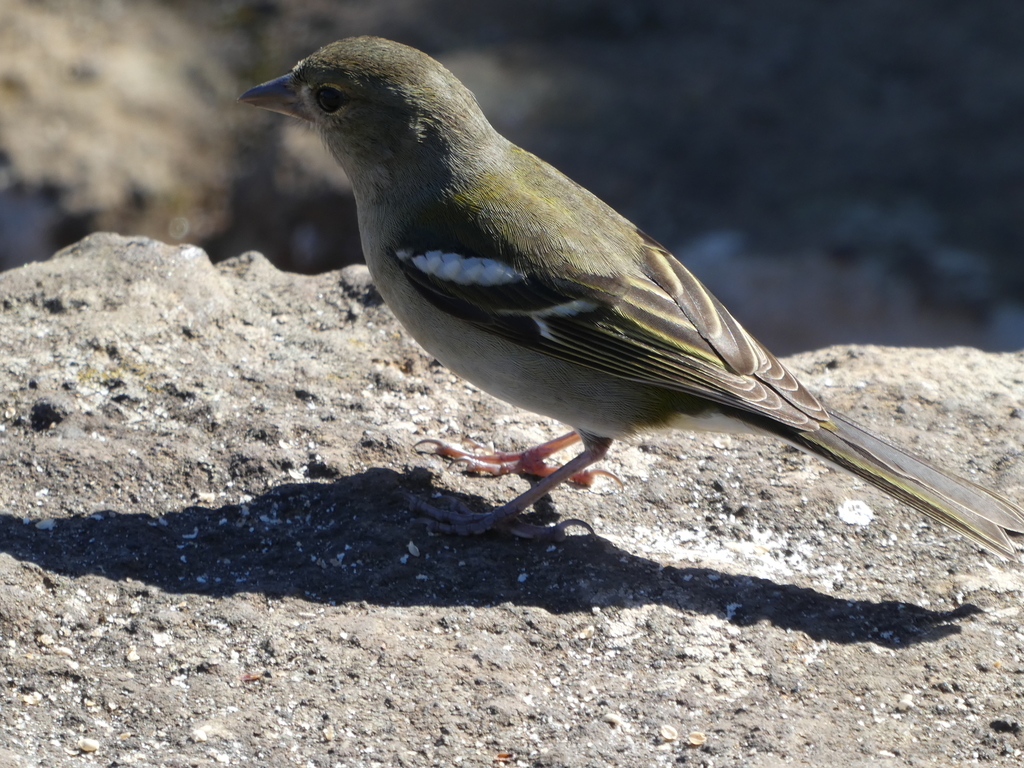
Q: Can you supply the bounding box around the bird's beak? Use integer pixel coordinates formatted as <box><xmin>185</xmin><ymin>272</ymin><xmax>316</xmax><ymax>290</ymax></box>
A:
<box><xmin>238</xmin><ymin>74</ymin><xmax>309</xmax><ymax>120</ymax></box>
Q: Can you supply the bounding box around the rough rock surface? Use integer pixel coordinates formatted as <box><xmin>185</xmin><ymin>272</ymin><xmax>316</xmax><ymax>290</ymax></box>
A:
<box><xmin>1</xmin><ymin>233</ymin><xmax>1023</xmax><ymax>767</ymax></box>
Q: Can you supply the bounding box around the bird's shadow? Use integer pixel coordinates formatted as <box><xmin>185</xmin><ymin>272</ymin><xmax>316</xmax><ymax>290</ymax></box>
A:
<box><xmin>0</xmin><ymin>468</ymin><xmax>979</xmax><ymax>647</ymax></box>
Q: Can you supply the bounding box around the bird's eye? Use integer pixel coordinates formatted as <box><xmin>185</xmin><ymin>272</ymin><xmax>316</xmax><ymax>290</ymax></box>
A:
<box><xmin>315</xmin><ymin>86</ymin><xmax>348</xmax><ymax>113</ymax></box>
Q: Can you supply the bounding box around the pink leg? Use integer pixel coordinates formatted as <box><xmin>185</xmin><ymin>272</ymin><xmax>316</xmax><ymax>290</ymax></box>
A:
<box><xmin>416</xmin><ymin>431</ymin><xmax>621</xmax><ymax>488</ymax></box>
<box><xmin>409</xmin><ymin>434</ymin><xmax>613</xmax><ymax>540</ymax></box>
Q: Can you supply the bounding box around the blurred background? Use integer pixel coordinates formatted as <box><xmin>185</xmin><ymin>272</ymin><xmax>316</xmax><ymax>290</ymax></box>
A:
<box><xmin>2</xmin><ymin>0</ymin><xmax>1024</xmax><ymax>353</ymax></box>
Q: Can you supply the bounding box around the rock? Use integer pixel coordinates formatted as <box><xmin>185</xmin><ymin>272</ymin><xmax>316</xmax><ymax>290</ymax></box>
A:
<box><xmin>0</xmin><ymin>233</ymin><xmax>1022</xmax><ymax>766</ymax></box>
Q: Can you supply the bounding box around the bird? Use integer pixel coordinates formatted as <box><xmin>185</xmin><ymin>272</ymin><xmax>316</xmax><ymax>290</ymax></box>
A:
<box><xmin>240</xmin><ymin>36</ymin><xmax>1024</xmax><ymax>555</ymax></box>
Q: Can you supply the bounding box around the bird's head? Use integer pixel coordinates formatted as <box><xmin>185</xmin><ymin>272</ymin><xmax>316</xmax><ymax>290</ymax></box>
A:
<box><xmin>239</xmin><ymin>36</ymin><xmax>499</xmax><ymax>201</ymax></box>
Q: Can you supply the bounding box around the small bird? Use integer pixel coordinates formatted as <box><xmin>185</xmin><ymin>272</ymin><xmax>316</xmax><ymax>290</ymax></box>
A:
<box><xmin>240</xmin><ymin>37</ymin><xmax>1024</xmax><ymax>555</ymax></box>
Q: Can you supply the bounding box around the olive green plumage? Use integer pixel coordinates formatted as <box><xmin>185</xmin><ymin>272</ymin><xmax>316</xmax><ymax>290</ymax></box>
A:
<box><xmin>241</xmin><ymin>37</ymin><xmax>1024</xmax><ymax>555</ymax></box>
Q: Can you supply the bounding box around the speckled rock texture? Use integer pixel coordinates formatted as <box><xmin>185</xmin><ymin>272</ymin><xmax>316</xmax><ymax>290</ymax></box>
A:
<box><xmin>1</xmin><ymin>234</ymin><xmax>1023</xmax><ymax>766</ymax></box>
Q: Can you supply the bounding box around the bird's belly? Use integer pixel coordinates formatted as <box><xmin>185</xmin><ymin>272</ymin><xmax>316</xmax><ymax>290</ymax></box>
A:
<box><xmin>434</xmin><ymin>335</ymin><xmax>645</xmax><ymax>437</ymax></box>
<box><xmin>374</xmin><ymin>270</ymin><xmax>750</xmax><ymax>440</ymax></box>
<box><xmin>436</xmin><ymin>335</ymin><xmax>758</xmax><ymax>439</ymax></box>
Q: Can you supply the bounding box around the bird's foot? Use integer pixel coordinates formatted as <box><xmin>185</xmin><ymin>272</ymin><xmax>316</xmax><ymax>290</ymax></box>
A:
<box><xmin>407</xmin><ymin>494</ymin><xmax>594</xmax><ymax>542</ymax></box>
<box><xmin>416</xmin><ymin>432</ymin><xmax>621</xmax><ymax>488</ymax></box>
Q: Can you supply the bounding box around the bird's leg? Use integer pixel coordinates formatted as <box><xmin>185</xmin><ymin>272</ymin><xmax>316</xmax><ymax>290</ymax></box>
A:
<box><xmin>416</xmin><ymin>431</ymin><xmax>621</xmax><ymax>488</ymax></box>
<box><xmin>409</xmin><ymin>434</ymin><xmax>613</xmax><ymax>541</ymax></box>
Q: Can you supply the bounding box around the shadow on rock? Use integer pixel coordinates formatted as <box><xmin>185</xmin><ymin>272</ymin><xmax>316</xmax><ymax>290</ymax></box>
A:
<box><xmin>0</xmin><ymin>468</ymin><xmax>978</xmax><ymax>648</ymax></box>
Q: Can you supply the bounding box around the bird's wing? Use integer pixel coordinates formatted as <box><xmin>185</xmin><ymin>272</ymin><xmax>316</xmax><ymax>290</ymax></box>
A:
<box><xmin>392</xmin><ymin>232</ymin><xmax>829</xmax><ymax>430</ymax></box>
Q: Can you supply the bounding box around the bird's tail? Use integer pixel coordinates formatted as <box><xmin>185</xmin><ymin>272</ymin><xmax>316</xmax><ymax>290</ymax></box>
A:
<box><xmin>788</xmin><ymin>410</ymin><xmax>1024</xmax><ymax>557</ymax></box>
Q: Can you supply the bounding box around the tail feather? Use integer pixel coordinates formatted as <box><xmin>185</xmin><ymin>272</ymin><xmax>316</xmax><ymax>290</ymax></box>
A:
<box><xmin>791</xmin><ymin>411</ymin><xmax>1024</xmax><ymax>557</ymax></box>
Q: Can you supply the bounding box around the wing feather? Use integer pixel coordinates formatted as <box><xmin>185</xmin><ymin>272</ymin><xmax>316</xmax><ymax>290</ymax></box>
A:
<box><xmin>392</xmin><ymin>231</ymin><xmax>829</xmax><ymax>431</ymax></box>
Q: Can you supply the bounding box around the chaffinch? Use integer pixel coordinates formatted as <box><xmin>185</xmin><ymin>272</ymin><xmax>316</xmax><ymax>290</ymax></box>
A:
<box><xmin>240</xmin><ymin>36</ymin><xmax>1024</xmax><ymax>554</ymax></box>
